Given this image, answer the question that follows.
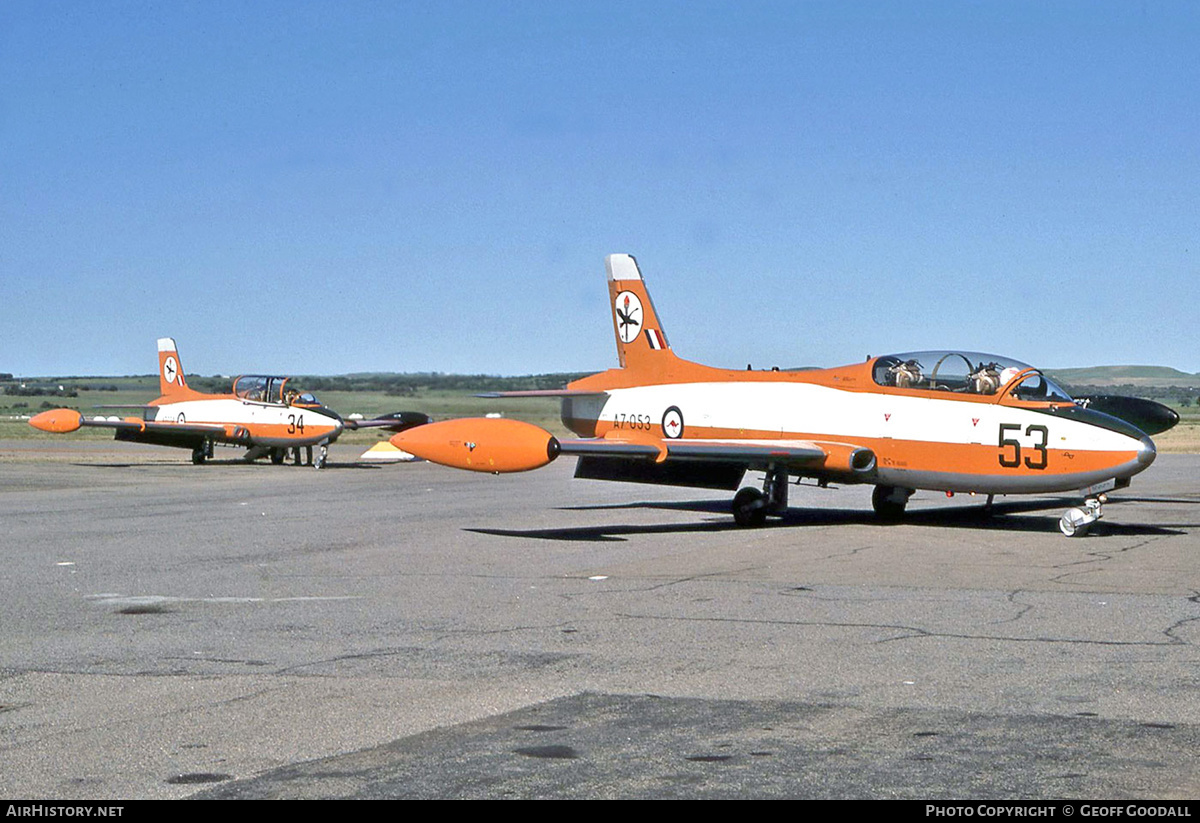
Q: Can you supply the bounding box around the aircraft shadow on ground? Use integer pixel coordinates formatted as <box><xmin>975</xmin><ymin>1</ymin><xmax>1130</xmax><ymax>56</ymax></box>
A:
<box><xmin>74</xmin><ymin>460</ymin><xmax>383</xmax><ymax>470</ymax></box>
<box><xmin>464</xmin><ymin>498</ymin><xmax>1192</xmax><ymax>542</ymax></box>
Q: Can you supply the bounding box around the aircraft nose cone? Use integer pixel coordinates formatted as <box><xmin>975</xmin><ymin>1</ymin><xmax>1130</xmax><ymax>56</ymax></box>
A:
<box><xmin>1137</xmin><ymin>435</ymin><xmax>1157</xmax><ymax>468</ymax></box>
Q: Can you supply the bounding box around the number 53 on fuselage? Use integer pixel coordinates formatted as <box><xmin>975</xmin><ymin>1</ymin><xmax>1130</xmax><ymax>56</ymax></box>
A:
<box><xmin>392</xmin><ymin>254</ymin><xmax>1177</xmax><ymax>536</ymax></box>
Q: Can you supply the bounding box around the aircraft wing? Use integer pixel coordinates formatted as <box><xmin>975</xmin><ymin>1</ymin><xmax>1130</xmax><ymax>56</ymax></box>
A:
<box><xmin>30</xmin><ymin>408</ymin><xmax>228</xmax><ymax>437</ymax></box>
<box><xmin>560</xmin><ymin>435</ymin><xmax>877</xmax><ymax>491</ymax></box>
<box><xmin>560</xmin><ymin>436</ymin><xmax>876</xmax><ymax>473</ymax></box>
<box><xmin>558</xmin><ymin>437</ymin><xmax>829</xmax><ymax>465</ymax></box>
<box><xmin>389</xmin><ymin>417</ymin><xmax>877</xmax><ymax>481</ymax></box>
<box><xmin>30</xmin><ymin>408</ymin><xmax>235</xmax><ymax>450</ymax></box>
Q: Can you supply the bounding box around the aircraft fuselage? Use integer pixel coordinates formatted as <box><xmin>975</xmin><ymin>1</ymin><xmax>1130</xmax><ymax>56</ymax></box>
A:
<box><xmin>148</xmin><ymin>397</ymin><xmax>343</xmax><ymax>448</ymax></box>
<box><xmin>563</xmin><ymin>377</ymin><xmax>1154</xmax><ymax>496</ymax></box>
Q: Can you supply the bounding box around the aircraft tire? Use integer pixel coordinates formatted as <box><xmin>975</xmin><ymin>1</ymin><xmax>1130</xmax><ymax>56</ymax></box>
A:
<box><xmin>733</xmin><ymin>487</ymin><xmax>767</xmax><ymax>528</ymax></box>
<box><xmin>191</xmin><ymin>448</ymin><xmax>207</xmax><ymax>465</ymax></box>
<box><xmin>270</xmin><ymin>448</ymin><xmax>286</xmax><ymax>465</ymax></box>
<box><xmin>872</xmin><ymin>485</ymin><xmax>908</xmax><ymax>521</ymax></box>
<box><xmin>1059</xmin><ymin>510</ymin><xmax>1091</xmax><ymax>538</ymax></box>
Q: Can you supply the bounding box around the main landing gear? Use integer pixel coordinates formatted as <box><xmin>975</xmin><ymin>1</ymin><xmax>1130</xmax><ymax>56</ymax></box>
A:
<box><xmin>871</xmin><ymin>485</ymin><xmax>913</xmax><ymax>521</ymax></box>
<box><xmin>1059</xmin><ymin>495</ymin><xmax>1105</xmax><ymax>537</ymax></box>
<box><xmin>191</xmin><ymin>440</ymin><xmax>213</xmax><ymax>465</ymax></box>
<box><xmin>258</xmin><ymin>445</ymin><xmax>328</xmax><ymax>468</ymax></box>
<box><xmin>731</xmin><ymin>476</ymin><xmax>922</xmax><ymax>528</ymax></box>
<box><xmin>732</xmin><ymin>466</ymin><xmax>789</xmax><ymax>527</ymax></box>
<box><xmin>290</xmin><ymin>445</ymin><xmax>328</xmax><ymax>469</ymax></box>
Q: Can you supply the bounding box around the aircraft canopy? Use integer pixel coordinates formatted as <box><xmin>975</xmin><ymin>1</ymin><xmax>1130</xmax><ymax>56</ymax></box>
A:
<box><xmin>871</xmin><ymin>351</ymin><xmax>1073</xmax><ymax>402</ymax></box>
<box><xmin>232</xmin><ymin>375</ymin><xmax>323</xmax><ymax>407</ymax></box>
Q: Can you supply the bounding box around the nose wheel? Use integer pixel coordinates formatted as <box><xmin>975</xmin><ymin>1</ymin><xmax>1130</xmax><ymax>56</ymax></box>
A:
<box><xmin>1060</xmin><ymin>496</ymin><xmax>1105</xmax><ymax>537</ymax></box>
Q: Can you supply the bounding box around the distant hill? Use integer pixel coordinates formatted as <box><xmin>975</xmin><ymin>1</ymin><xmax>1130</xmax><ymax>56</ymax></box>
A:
<box><xmin>1046</xmin><ymin>366</ymin><xmax>1200</xmax><ymax>389</ymax></box>
<box><xmin>6</xmin><ymin>365</ymin><xmax>1199</xmax><ymax>393</ymax></box>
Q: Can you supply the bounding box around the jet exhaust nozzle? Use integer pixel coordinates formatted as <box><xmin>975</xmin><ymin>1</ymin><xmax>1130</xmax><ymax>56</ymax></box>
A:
<box><xmin>821</xmin><ymin>443</ymin><xmax>878</xmax><ymax>475</ymax></box>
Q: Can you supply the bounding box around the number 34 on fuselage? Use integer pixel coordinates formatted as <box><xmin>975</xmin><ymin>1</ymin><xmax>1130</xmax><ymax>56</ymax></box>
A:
<box><xmin>30</xmin><ymin>338</ymin><xmax>429</xmax><ymax>467</ymax></box>
<box><xmin>392</xmin><ymin>254</ymin><xmax>1177</xmax><ymax>537</ymax></box>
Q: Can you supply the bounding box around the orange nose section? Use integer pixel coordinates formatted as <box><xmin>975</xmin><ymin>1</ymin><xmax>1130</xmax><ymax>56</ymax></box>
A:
<box><xmin>29</xmin><ymin>408</ymin><xmax>84</xmax><ymax>433</ymax></box>
<box><xmin>390</xmin><ymin>417</ymin><xmax>559</xmax><ymax>473</ymax></box>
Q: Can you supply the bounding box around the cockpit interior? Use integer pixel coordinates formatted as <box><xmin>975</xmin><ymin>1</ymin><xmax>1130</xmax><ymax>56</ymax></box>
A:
<box><xmin>232</xmin><ymin>376</ymin><xmax>324</xmax><ymax>408</ymax></box>
<box><xmin>871</xmin><ymin>351</ymin><xmax>1073</xmax><ymax>403</ymax></box>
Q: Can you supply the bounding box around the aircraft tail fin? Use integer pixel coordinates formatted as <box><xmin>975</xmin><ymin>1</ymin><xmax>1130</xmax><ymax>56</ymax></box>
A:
<box><xmin>606</xmin><ymin>254</ymin><xmax>679</xmax><ymax>373</ymax></box>
<box><xmin>157</xmin><ymin>338</ymin><xmax>190</xmax><ymax>396</ymax></box>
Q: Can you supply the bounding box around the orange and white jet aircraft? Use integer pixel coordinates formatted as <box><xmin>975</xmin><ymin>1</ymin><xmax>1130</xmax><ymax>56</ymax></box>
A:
<box><xmin>30</xmin><ymin>338</ymin><xmax>430</xmax><ymax>468</ymax></box>
<box><xmin>392</xmin><ymin>254</ymin><xmax>1176</xmax><ymax>536</ymax></box>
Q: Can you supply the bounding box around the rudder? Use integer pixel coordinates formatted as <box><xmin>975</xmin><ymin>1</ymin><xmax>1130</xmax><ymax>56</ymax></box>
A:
<box><xmin>606</xmin><ymin>254</ymin><xmax>677</xmax><ymax>373</ymax></box>
<box><xmin>157</xmin><ymin>338</ymin><xmax>190</xmax><ymax>396</ymax></box>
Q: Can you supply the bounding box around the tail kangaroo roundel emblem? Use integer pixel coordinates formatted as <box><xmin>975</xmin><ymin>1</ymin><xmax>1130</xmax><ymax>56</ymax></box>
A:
<box><xmin>614</xmin><ymin>291</ymin><xmax>643</xmax><ymax>344</ymax></box>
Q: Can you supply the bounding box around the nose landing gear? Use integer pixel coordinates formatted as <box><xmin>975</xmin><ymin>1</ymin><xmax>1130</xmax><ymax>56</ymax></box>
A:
<box><xmin>1060</xmin><ymin>495</ymin><xmax>1105</xmax><ymax>537</ymax></box>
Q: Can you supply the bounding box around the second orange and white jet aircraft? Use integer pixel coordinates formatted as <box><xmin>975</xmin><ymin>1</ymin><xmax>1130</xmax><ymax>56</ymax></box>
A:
<box><xmin>392</xmin><ymin>254</ymin><xmax>1175</xmax><ymax>536</ymax></box>
<box><xmin>31</xmin><ymin>338</ymin><xmax>430</xmax><ymax>467</ymax></box>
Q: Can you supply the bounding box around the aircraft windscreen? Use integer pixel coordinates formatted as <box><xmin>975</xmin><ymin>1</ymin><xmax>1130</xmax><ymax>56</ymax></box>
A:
<box><xmin>289</xmin><ymin>392</ymin><xmax>324</xmax><ymax>408</ymax></box>
<box><xmin>1008</xmin><ymin>372</ymin><xmax>1074</xmax><ymax>403</ymax></box>
<box><xmin>872</xmin><ymin>351</ymin><xmax>1073</xmax><ymax>401</ymax></box>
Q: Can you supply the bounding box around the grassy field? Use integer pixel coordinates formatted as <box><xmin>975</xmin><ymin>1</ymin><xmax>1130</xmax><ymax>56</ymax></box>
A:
<box><xmin>0</xmin><ymin>384</ymin><xmax>569</xmax><ymax>445</ymax></box>
<box><xmin>1156</xmin><ymin>405</ymin><xmax>1200</xmax><ymax>453</ymax></box>
<box><xmin>4</xmin><ymin>380</ymin><xmax>1198</xmax><ymax>452</ymax></box>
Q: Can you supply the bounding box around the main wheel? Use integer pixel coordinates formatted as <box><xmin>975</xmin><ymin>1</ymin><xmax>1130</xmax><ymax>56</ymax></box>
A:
<box><xmin>270</xmin><ymin>448</ymin><xmax>286</xmax><ymax>465</ymax></box>
<box><xmin>190</xmin><ymin>447</ymin><xmax>207</xmax><ymax>465</ymax></box>
<box><xmin>872</xmin><ymin>485</ymin><xmax>909</xmax><ymax>521</ymax></box>
<box><xmin>732</xmin><ymin>487</ymin><xmax>767</xmax><ymax>527</ymax></box>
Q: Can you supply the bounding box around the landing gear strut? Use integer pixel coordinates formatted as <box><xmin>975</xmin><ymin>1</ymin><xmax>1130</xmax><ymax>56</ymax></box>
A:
<box><xmin>191</xmin><ymin>440</ymin><xmax>213</xmax><ymax>465</ymax></box>
<box><xmin>732</xmin><ymin>465</ymin><xmax>789</xmax><ymax>527</ymax></box>
<box><xmin>872</xmin><ymin>485</ymin><xmax>913</xmax><ymax>521</ymax></box>
<box><xmin>285</xmin><ymin>445</ymin><xmax>325</xmax><ymax>468</ymax></box>
<box><xmin>1060</xmin><ymin>495</ymin><xmax>1105</xmax><ymax>537</ymax></box>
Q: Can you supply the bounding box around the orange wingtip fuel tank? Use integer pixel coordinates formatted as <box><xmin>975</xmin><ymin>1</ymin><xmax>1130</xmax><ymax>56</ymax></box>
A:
<box><xmin>390</xmin><ymin>417</ymin><xmax>560</xmax><ymax>473</ymax></box>
<box><xmin>29</xmin><ymin>408</ymin><xmax>84</xmax><ymax>433</ymax></box>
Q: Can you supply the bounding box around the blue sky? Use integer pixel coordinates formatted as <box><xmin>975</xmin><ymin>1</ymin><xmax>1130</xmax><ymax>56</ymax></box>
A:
<box><xmin>3</xmin><ymin>1</ymin><xmax>1197</xmax><ymax>378</ymax></box>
